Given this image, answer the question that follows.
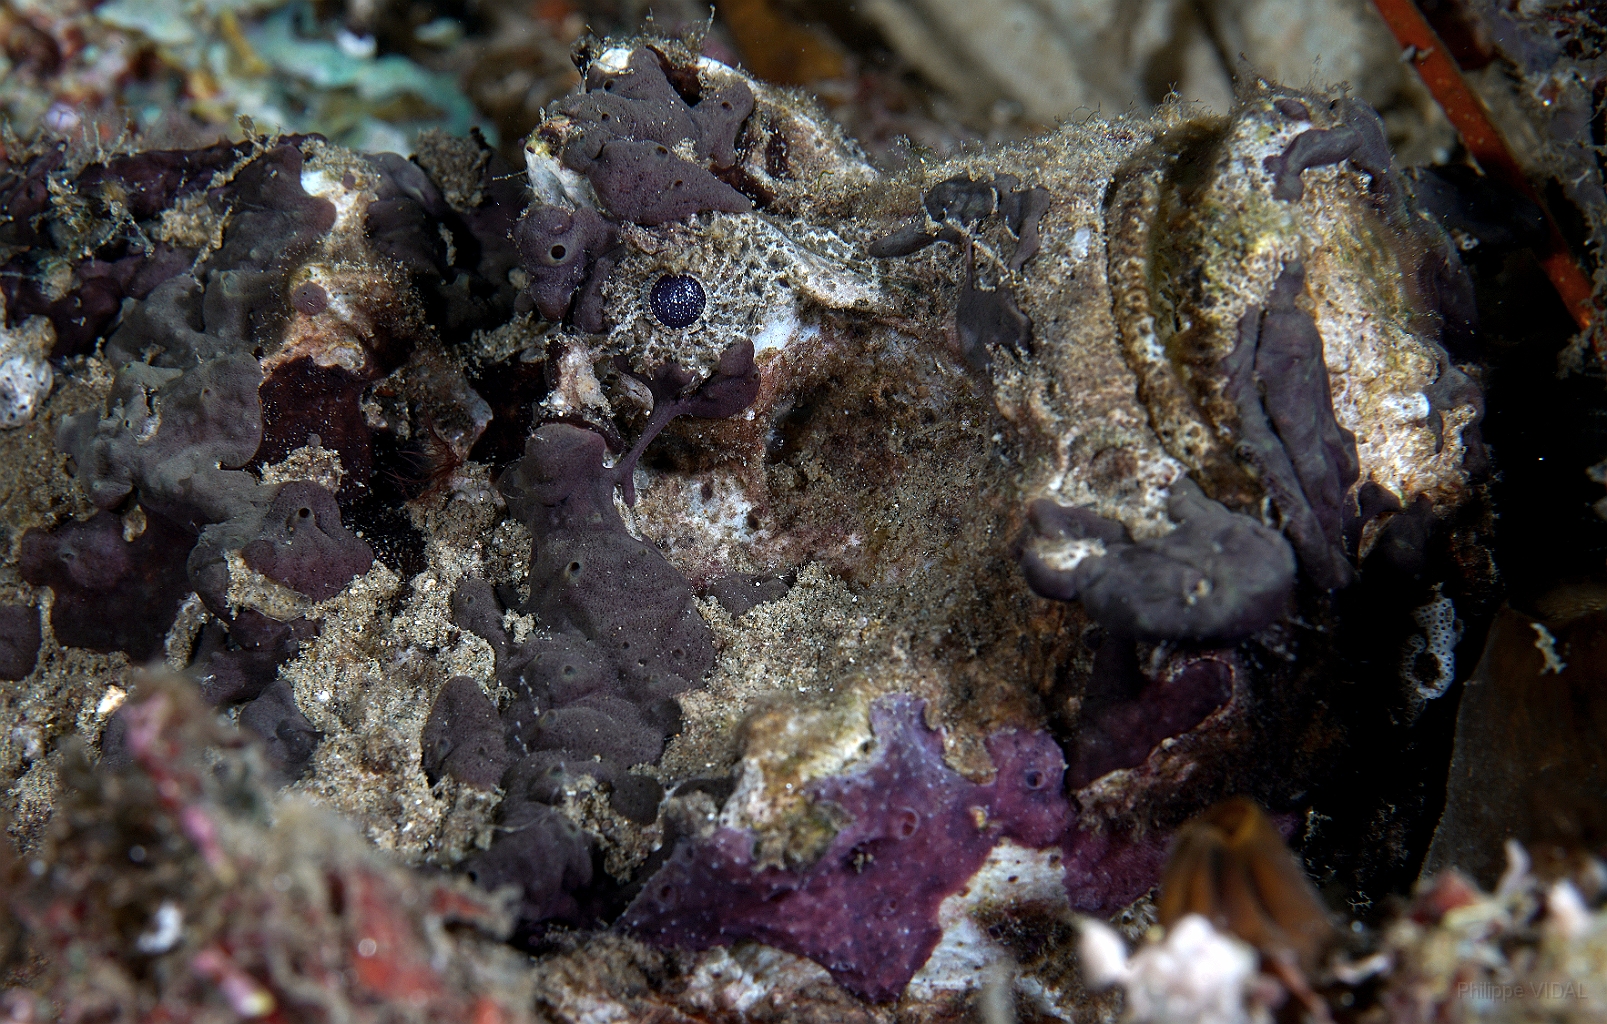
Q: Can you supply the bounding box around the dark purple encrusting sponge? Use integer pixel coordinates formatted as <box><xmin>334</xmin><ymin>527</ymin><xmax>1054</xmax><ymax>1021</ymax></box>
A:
<box><xmin>253</xmin><ymin>358</ymin><xmax>377</xmax><ymax>502</ymax></box>
<box><xmin>1263</xmin><ymin>98</ymin><xmax>1392</xmax><ymax>203</ymax></box>
<box><xmin>513</xmin><ymin>46</ymin><xmax>756</xmax><ymax>329</ymax></box>
<box><xmin>238</xmin><ymin>677</ymin><xmax>323</xmax><ymax>782</ymax></box>
<box><xmin>955</xmin><ymin>240</ymin><xmax>1032</xmax><ymax>373</ymax></box>
<box><xmin>290</xmin><ymin>282</ymin><xmax>329</xmax><ymax>316</ymax></box>
<box><xmin>512</xmin><ymin>205</ymin><xmax>620</xmax><ymax>330</ymax></box>
<box><xmin>422</xmin><ymin>676</ymin><xmax>510</xmax><ymax>790</ymax></box>
<box><xmin>0</xmin><ymin>143</ymin><xmax>65</xmax><ymax>255</ymax></box>
<box><xmin>19</xmin><ymin>512</ymin><xmax>196</xmax><ymax>661</ymax></box>
<box><xmin>191</xmin><ymin>611</ymin><xmax>319</xmax><ymax>706</ymax></box>
<box><xmin>1019</xmin><ymin>477</ymin><xmax>1297</xmax><ymax>644</ymax></box>
<box><xmin>1068</xmin><ymin>643</ymin><xmax>1238</xmax><ymax>788</ymax></box>
<box><xmin>0</xmin><ymin>603</ymin><xmax>43</xmax><ymax>681</ymax></box>
<box><xmin>573</xmin><ymin>139</ymin><xmax>753</xmax><ymax>228</ymax></box>
<box><xmin>451</xmin><ymin>422</ymin><xmax>718</xmax><ymax>926</ymax></box>
<box><xmin>105</xmin><ymin>142</ymin><xmax>336</xmax><ymax>369</ymax></box>
<box><xmin>0</xmin><ymin>140</ymin><xmax>246</xmax><ymax>358</ymax></box>
<box><xmin>623</xmin><ymin>695</ymin><xmax>1070</xmax><ymax>1003</ymax></box>
<box><xmin>614</xmin><ymin>339</ymin><xmax>761</xmax><ymax>504</ymax></box>
<box><xmin>1223</xmin><ymin>262</ymin><xmax>1359</xmax><ymax>591</ymax></box>
<box><xmin>58</xmin><ymin>356</ymin><xmax>266</xmax><ymax>530</ymax></box>
<box><xmin>558</xmin><ymin>47</ymin><xmax>755</xmax><ymax>226</ymax></box>
<box><xmin>1060</xmin><ymin>823</ymin><xmax>1174</xmax><ymax>918</ymax></box>
<box><xmin>868</xmin><ymin>173</ymin><xmax>1050</xmax><ymax>272</ymax></box>
<box><xmin>868</xmin><ymin>173</ymin><xmax>1050</xmax><ymax>373</ymax></box>
<box><xmin>464</xmin><ymin>801</ymin><xmax>595</xmax><ymax>926</ymax></box>
<box><xmin>365</xmin><ymin>147</ymin><xmax>526</xmax><ymax>338</ymax></box>
<box><xmin>240</xmin><ymin>482</ymin><xmax>374</xmax><ymax>602</ymax></box>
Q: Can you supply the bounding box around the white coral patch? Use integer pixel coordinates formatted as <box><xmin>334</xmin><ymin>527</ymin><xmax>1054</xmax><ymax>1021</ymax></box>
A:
<box><xmin>524</xmin><ymin>134</ymin><xmax>598</xmax><ymax>209</ymax></box>
<box><xmin>136</xmin><ymin>901</ymin><xmax>185</xmax><ymax>954</ymax></box>
<box><xmin>0</xmin><ymin>353</ymin><xmax>53</xmax><ymax>428</ymax></box>
<box><xmin>1078</xmin><ymin>918</ymin><xmax>1131</xmax><ymax>989</ymax></box>
<box><xmin>753</xmin><ymin>306</ymin><xmax>807</xmax><ymax>354</ymax></box>
<box><xmin>1123</xmin><ymin>915</ymin><xmax>1260</xmax><ymax>1024</ymax></box>
<box><xmin>908</xmin><ymin>842</ymin><xmax>1072</xmax><ymax>1015</ymax></box>
<box><xmin>1380</xmin><ymin>391</ymin><xmax>1431</xmax><ymax>423</ymax></box>
<box><xmin>1037</xmin><ymin>537</ymin><xmax>1107</xmax><ymax>573</ymax></box>
<box><xmin>298</xmin><ymin>167</ymin><xmax>364</xmax><ymax>233</ymax></box>
<box><xmin>0</xmin><ymin>316</ymin><xmax>56</xmax><ymax>429</ymax></box>
<box><xmin>1071</xmin><ymin>225</ymin><xmax>1093</xmax><ymax>261</ymax></box>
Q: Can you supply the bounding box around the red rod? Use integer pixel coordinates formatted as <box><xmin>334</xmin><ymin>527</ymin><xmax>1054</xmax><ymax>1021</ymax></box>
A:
<box><xmin>1369</xmin><ymin>0</ymin><xmax>1596</xmax><ymax>338</ymax></box>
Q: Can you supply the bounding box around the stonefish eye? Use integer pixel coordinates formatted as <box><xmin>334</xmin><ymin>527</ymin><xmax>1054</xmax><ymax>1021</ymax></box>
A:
<box><xmin>649</xmin><ymin>274</ymin><xmax>706</xmax><ymax>329</ymax></box>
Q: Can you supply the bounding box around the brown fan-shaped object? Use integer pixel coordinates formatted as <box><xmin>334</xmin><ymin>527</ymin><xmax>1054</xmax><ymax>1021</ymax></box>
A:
<box><xmin>1157</xmin><ymin>798</ymin><xmax>1337</xmax><ymax>971</ymax></box>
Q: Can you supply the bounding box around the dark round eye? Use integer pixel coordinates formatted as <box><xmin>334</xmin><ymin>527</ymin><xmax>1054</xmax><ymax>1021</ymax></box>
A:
<box><xmin>649</xmin><ymin>274</ymin><xmax>706</xmax><ymax>328</ymax></box>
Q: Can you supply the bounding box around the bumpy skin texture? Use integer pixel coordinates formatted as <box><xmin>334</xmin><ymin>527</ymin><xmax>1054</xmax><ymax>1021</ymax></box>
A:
<box><xmin>1224</xmin><ymin>263</ymin><xmax>1359</xmax><ymax>590</ymax></box>
<box><xmin>0</xmin><ymin>603</ymin><xmax>42</xmax><ymax>681</ymax></box>
<box><xmin>623</xmin><ymin>696</ymin><xmax>1070</xmax><ymax>1002</ymax></box>
<box><xmin>453</xmin><ymin>423</ymin><xmax>717</xmax><ymax>923</ymax></box>
<box><xmin>1020</xmin><ymin>478</ymin><xmax>1297</xmax><ymax>644</ymax></box>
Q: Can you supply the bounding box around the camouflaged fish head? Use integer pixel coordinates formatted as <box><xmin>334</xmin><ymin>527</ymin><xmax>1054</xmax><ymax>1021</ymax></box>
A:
<box><xmin>520</xmin><ymin>40</ymin><xmax>1480</xmax><ymax>599</ymax></box>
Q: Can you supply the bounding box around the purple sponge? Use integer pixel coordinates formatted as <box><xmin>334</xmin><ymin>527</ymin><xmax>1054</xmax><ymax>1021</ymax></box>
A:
<box><xmin>240</xmin><ymin>482</ymin><xmax>374</xmax><ymax>602</ymax></box>
<box><xmin>623</xmin><ymin>695</ymin><xmax>1069</xmax><ymax>1002</ymax></box>
<box><xmin>20</xmin><ymin>511</ymin><xmax>195</xmax><ymax>661</ymax></box>
<box><xmin>0</xmin><ymin>603</ymin><xmax>42</xmax><ymax>680</ymax></box>
<box><xmin>422</xmin><ymin>676</ymin><xmax>510</xmax><ymax>790</ymax></box>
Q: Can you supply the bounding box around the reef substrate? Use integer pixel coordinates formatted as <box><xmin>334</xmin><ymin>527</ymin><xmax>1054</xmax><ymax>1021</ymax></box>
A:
<box><xmin>0</xmin><ymin>31</ymin><xmax>1547</xmax><ymax>1022</ymax></box>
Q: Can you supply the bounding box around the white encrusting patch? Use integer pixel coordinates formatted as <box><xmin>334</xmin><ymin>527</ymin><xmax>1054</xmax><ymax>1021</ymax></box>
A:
<box><xmin>753</xmin><ymin>307</ymin><xmax>819</xmax><ymax>353</ymax></box>
<box><xmin>1039</xmin><ymin>537</ymin><xmax>1107</xmax><ymax>573</ymax></box>
<box><xmin>299</xmin><ymin>167</ymin><xmax>363</xmax><ymax>233</ymax></box>
<box><xmin>0</xmin><ymin>316</ymin><xmax>55</xmax><ymax>429</ymax></box>
<box><xmin>907</xmin><ymin>842</ymin><xmax>1073</xmax><ymax>1017</ymax></box>
<box><xmin>1380</xmin><ymin>391</ymin><xmax>1430</xmax><ymax>423</ymax></box>
<box><xmin>1071</xmin><ymin>226</ymin><xmax>1093</xmax><ymax>261</ymax></box>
